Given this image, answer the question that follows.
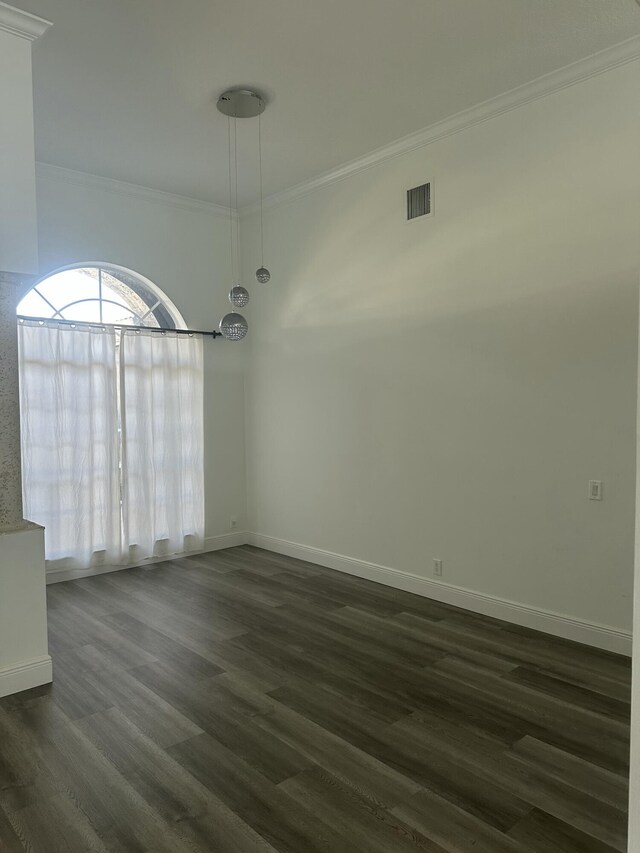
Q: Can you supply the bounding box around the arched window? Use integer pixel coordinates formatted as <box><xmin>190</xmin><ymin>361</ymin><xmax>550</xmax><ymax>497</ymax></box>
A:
<box><xmin>17</xmin><ymin>263</ymin><xmax>203</xmax><ymax>576</ymax></box>
<box><xmin>17</xmin><ymin>263</ymin><xmax>184</xmax><ymax>329</ymax></box>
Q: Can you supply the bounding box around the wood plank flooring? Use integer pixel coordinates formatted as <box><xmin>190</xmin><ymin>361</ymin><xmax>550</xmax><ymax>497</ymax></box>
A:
<box><xmin>0</xmin><ymin>545</ymin><xmax>631</xmax><ymax>852</ymax></box>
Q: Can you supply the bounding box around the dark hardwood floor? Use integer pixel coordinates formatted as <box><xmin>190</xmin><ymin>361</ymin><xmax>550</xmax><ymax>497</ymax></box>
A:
<box><xmin>0</xmin><ymin>546</ymin><xmax>631</xmax><ymax>852</ymax></box>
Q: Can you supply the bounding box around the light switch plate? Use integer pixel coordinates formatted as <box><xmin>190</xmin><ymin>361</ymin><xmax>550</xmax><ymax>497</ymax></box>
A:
<box><xmin>589</xmin><ymin>480</ymin><xmax>603</xmax><ymax>501</ymax></box>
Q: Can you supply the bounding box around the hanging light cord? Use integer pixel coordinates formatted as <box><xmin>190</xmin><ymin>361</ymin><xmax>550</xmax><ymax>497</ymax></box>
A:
<box><xmin>227</xmin><ymin>115</ymin><xmax>235</xmax><ymax>285</ymax></box>
<box><xmin>258</xmin><ymin>108</ymin><xmax>265</xmax><ymax>267</ymax></box>
<box><xmin>234</xmin><ymin>116</ymin><xmax>240</xmax><ymax>285</ymax></box>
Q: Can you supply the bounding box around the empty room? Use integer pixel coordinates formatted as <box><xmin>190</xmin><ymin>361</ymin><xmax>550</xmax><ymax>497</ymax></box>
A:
<box><xmin>1</xmin><ymin>1</ymin><xmax>640</xmax><ymax>851</ymax></box>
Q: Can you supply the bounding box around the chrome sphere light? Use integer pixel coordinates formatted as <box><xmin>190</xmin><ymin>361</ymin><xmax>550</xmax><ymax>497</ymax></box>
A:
<box><xmin>219</xmin><ymin>312</ymin><xmax>248</xmax><ymax>341</ymax></box>
<box><xmin>229</xmin><ymin>285</ymin><xmax>250</xmax><ymax>308</ymax></box>
<box><xmin>256</xmin><ymin>267</ymin><xmax>271</xmax><ymax>284</ymax></box>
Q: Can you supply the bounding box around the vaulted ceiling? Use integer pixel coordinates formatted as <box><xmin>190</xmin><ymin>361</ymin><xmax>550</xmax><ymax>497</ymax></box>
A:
<box><xmin>13</xmin><ymin>0</ymin><xmax>640</xmax><ymax>205</ymax></box>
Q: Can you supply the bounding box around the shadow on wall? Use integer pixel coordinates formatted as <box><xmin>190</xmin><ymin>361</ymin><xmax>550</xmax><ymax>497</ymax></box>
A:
<box><xmin>246</xmin><ymin>271</ymin><xmax>638</xmax><ymax>629</ymax></box>
<box><xmin>252</xmin><ymin>111</ymin><xmax>636</xmax><ymax>342</ymax></box>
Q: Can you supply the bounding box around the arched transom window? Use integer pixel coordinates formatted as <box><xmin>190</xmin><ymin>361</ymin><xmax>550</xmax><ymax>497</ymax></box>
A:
<box><xmin>17</xmin><ymin>264</ymin><xmax>182</xmax><ymax>329</ymax></box>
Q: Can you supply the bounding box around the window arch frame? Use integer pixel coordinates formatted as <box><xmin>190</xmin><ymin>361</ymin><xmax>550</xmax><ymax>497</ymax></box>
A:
<box><xmin>17</xmin><ymin>262</ymin><xmax>187</xmax><ymax>331</ymax></box>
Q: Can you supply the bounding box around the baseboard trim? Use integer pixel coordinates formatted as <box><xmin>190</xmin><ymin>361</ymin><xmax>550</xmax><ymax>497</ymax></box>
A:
<box><xmin>247</xmin><ymin>533</ymin><xmax>632</xmax><ymax>656</ymax></box>
<box><xmin>0</xmin><ymin>656</ymin><xmax>53</xmax><ymax>698</ymax></box>
<box><xmin>202</xmin><ymin>532</ymin><xmax>249</xmax><ymax>552</ymax></box>
<box><xmin>47</xmin><ymin>560</ymin><xmax>134</xmax><ymax>584</ymax></box>
<box><xmin>45</xmin><ymin>532</ymin><xmax>249</xmax><ymax>584</ymax></box>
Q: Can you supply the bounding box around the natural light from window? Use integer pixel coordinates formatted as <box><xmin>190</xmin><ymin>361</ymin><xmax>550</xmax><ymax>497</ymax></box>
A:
<box><xmin>17</xmin><ymin>266</ymin><xmax>178</xmax><ymax>329</ymax></box>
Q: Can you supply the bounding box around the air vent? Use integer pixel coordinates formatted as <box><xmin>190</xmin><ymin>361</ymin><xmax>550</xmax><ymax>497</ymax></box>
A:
<box><xmin>407</xmin><ymin>182</ymin><xmax>431</xmax><ymax>220</ymax></box>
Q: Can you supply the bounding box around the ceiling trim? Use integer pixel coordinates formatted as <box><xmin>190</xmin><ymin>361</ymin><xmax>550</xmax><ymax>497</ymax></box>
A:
<box><xmin>35</xmin><ymin>163</ymin><xmax>232</xmax><ymax>217</ymax></box>
<box><xmin>34</xmin><ymin>34</ymin><xmax>640</xmax><ymax>218</ymax></box>
<box><xmin>0</xmin><ymin>2</ymin><xmax>52</xmax><ymax>41</ymax></box>
<box><xmin>243</xmin><ymin>34</ymin><xmax>640</xmax><ymax>215</ymax></box>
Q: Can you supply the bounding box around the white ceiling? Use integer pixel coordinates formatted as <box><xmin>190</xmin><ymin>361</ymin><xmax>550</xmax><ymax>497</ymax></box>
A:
<box><xmin>13</xmin><ymin>0</ymin><xmax>640</xmax><ymax>206</ymax></box>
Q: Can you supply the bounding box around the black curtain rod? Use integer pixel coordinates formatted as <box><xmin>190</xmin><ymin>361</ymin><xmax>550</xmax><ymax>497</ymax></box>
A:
<box><xmin>17</xmin><ymin>316</ymin><xmax>223</xmax><ymax>338</ymax></box>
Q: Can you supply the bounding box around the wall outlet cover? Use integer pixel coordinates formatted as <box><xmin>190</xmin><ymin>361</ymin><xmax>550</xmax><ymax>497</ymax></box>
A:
<box><xmin>589</xmin><ymin>480</ymin><xmax>603</xmax><ymax>501</ymax></box>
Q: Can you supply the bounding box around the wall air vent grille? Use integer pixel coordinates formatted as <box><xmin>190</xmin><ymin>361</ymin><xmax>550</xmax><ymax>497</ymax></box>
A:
<box><xmin>407</xmin><ymin>182</ymin><xmax>431</xmax><ymax>220</ymax></box>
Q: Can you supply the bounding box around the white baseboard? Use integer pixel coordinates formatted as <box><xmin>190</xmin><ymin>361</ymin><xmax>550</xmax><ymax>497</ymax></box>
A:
<box><xmin>42</xmin><ymin>529</ymin><xmax>631</xmax><ymax>655</ymax></box>
<box><xmin>202</xmin><ymin>532</ymin><xmax>249</xmax><ymax>552</ymax></box>
<box><xmin>0</xmin><ymin>656</ymin><xmax>52</xmax><ymax>698</ymax></box>
<box><xmin>47</xmin><ymin>560</ymin><xmax>134</xmax><ymax>584</ymax></box>
<box><xmin>247</xmin><ymin>533</ymin><xmax>632</xmax><ymax>656</ymax></box>
<box><xmin>46</xmin><ymin>532</ymin><xmax>249</xmax><ymax>584</ymax></box>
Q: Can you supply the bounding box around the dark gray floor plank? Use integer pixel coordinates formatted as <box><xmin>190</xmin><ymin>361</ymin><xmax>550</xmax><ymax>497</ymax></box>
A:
<box><xmin>98</xmin><ymin>609</ymin><xmax>224</xmax><ymax>678</ymax></box>
<box><xmin>80</xmin><ymin>664</ymin><xmax>205</xmax><ymax>748</ymax></box>
<box><xmin>390</xmin><ymin>712</ymin><xmax>629</xmax><ymax>849</ymax></box>
<box><xmin>168</xmin><ymin>732</ymin><xmax>359</xmax><ymax>853</ymax></box>
<box><xmin>503</xmin><ymin>665</ymin><xmax>631</xmax><ymax>722</ymax></box>
<box><xmin>252</xmin><ymin>701</ymin><xmax>423</xmax><ymax>807</ymax></box>
<box><xmin>4</xmin><ymin>792</ymin><xmax>112</xmax><ymax>853</ymax></box>
<box><xmin>433</xmin><ymin>656</ymin><xmax>630</xmax><ymax>773</ymax></box>
<box><xmin>392</xmin><ymin>787</ymin><xmax>530</xmax><ymax>853</ymax></box>
<box><xmin>508</xmin><ymin>736</ymin><xmax>629</xmax><ymax>811</ymax></box>
<box><xmin>0</xmin><ymin>805</ymin><xmax>27</xmax><ymax>853</ymax></box>
<box><xmin>279</xmin><ymin>766</ymin><xmax>449</xmax><ymax>853</ymax></box>
<box><xmin>1</xmin><ymin>701</ymin><xmax>198</xmax><ymax>853</ymax></box>
<box><xmin>506</xmin><ymin>808</ymin><xmax>621</xmax><ymax>853</ymax></box>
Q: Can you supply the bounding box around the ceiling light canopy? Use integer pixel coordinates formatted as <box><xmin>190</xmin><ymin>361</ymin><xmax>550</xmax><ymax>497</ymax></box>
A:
<box><xmin>217</xmin><ymin>88</ymin><xmax>265</xmax><ymax>119</ymax></box>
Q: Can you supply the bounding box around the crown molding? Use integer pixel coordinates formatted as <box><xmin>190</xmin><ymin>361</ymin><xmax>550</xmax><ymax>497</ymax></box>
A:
<box><xmin>35</xmin><ymin>162</ymin><xmax>233</xmax><ymax>218</ymax></box>
<box><xmin>242</xmin><ymin>34</ymin><xmax>640</xmax><ymax>216</ymax></box>
<box><xmin>0</xmin><ymin>2</ymin><xmax>51</xmax><ymax>41</ymax></box>
<box><xmin>35</xmin><ymin>34</ymin><xmax>640</xmax><ymax>220</ymax></box>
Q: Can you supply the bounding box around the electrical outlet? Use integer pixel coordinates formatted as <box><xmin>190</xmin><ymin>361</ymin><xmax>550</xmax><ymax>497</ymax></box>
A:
<box><xmin>229</xmin><ymin>516</ymin><xmax>238</xmax><ymax>529</ymax></box>
<box><xmin>589</xmin><ymin>480</ymin><xmax>603</xmax><ymax>501</ymax></box>
<box><xmin>433</xmin><ymin>559</ymin><xmax>443</xmax><ymax>577</ymax></box>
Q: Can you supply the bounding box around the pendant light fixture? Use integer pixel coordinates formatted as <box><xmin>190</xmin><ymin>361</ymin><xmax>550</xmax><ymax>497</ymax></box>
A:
<box><xmin>216</xmin><ymin>88</ymin><xmax>269</xmax><ymax>341</ymax></box>
<box><xmin>255</xmin><ymin>105</ymin><xmax>271</xmax><ymax>284</ymax></box>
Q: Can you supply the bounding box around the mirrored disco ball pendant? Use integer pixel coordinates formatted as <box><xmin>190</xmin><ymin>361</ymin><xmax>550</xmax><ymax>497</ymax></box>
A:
<box><xmin>229</xmin><ymin>285</ymin><xmax>250</xmax><ymax>308</ymax></box>
<box><xmin>219</xmin><ymin>312</ymin><xmax>248</xmax><ymax>340</ymax></box>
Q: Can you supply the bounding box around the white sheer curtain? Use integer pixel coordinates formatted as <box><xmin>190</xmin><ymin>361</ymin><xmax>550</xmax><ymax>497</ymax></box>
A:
<box><xmin>18</xmin><ymin>322</ymin><xmax>122</xmax><ymax>570</ymax></box>
<box><xmin>120</xmin><ymin>329</ymin><xmax>204</xmax><ymax>562</ymax></box>
<box><xmin>19</xmin><ymin>323</ymin><xmax>205</xmax><ymax>572</ymax></box>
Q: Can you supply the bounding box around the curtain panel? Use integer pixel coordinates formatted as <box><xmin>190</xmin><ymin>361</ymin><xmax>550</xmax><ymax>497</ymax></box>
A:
<box><xmin>18</xmin><ymin>322</ymin><xmax>205</xmax><ymax>572</ymax></box>
<box><xmin>120</xmin><ymin>329</ymin><xmax>204</xmax><ymax>562</ymax></box>
<box><xmin>18</xmin><ymin>322</ymin><xmax>122</xmax><ymax>570</ymax></box>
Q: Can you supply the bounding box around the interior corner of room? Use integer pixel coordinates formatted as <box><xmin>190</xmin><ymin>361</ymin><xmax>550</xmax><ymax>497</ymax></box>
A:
<box><xmin>1</xmin><ymin>1</ymin><xmax>640</xmax><ymax>850</ymax></box>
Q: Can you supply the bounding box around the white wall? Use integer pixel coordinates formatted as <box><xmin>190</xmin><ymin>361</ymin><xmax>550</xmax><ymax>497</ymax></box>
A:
<box><xmin>630</xmin><ymin>306</ymin><xmax>640</xmax><ymax>849</ymax></box>
<box><xmin>0</xmin><ymin>29</ymin><xmax>39</xmax><ymax>274</ymax></box>
<box><xmin>0</xmin><ymin>525</ymin><xmax>51</xmax><ymax>697</ymax></box>
<box><xmin>242</xmin><ymin>60</ymin><xmax>640</xmax><ymax>641</ymax></box>
<box><xmin>35</xmin><ymin>171</ymin><xmax>247</xmax><ymax>546</ymax></box>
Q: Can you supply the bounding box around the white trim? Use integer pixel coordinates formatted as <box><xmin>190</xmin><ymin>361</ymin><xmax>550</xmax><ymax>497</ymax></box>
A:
<box><xmin>20</xmin><ymin>261</ymin><xmax>189</xmax><ymax>329</ymax></box>
<box><xmin>627</xmin><ymin>276</ymin><xmax>640</xmax><ymax>847</ymax></box>
<box><xmin>45</xmin><ymin>532</ymin><xmax>249</xmax><ymax>584</ymax></box>
<box><xmin>0</xmin><ymin>2</ymin><xmax>51</xmax><ymax>41</ymax></box>
<box><xmin>0</xmin><ymin>656</ymin><xmax>52</xmax><ymax>698</ymax></box>
<box><xmin>242</xmin><ymin>36</ymin><xmax>640</xmax><ymax>215</ymax></box>
<box><xmin>46</xmin><ymin>560</ymin><xmax>132</xmax><ymax>585</ymax></box>
<box><xmin>35</xmin><ymin>162</ymin><xmax>233</xmax><ymax>218</ymax></box>
<box><xmin>34</xmin><ymin>39</ymin><xmax>640</xmax><ymax>220</ymax></box>
<box><xmin>41</xmin><ymin>528</ymin><xmax>632</xmax><ymax>655</ymax></box>
<box><xmin>202</xmin><ymin>531</ymin><xmax>249</xmax><ymax>552</ymax></box>
<box><xmin>247</xmin><ymin>533</ymin><xmax>632</xmax><ymax>656</ymax></box>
